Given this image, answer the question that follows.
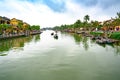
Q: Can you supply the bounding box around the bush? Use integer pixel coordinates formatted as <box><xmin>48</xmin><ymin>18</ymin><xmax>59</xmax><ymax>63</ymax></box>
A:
<box><xmin>110</xmin><ymin>32</ymin><xmax>120</xmax><ymax>40</ymax></box>
<box><xmin>90</xmin><ymin>32</ymin><xmax>103</xmax><ymax>36</ymax></box>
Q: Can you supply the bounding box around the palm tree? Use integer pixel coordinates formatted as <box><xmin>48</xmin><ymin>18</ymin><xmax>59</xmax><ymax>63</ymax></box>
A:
<box><xmin>83</xmin><ymin>15</ymin><xmax>90</xmax><ymax>30</ymax></box>
<box><xmin>117</xmin><ymin>12</ymin><xmax>120</xmax><ymax>19</ymax></box>
<box><xmin>84</xmin><ymin>15</ymin><xmax>90</xmax><ymax>22</ymax></box>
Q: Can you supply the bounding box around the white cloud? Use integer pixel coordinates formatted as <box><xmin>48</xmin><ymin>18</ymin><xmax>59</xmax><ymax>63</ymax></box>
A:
<box><xmin>0</xmin><ymin>0</ymin><xmax>118</xmax><ymax>28</ymax></box>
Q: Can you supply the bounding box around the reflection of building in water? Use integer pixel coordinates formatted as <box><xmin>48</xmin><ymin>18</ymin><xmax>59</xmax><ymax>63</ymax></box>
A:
<box><xmin>71</xmin><ymin>33</ymin><xmax>120</xmax><ymax>53</ymax></box>
<box><xmin>34</xmin><ymin>35</ymin><xmax>40</xmax><ymax>42</ymax></box>
<box><xmin>0</xmin><ymin>34</ymin><xmax>40</xmax><ymax>54</ymax></box>
<box><xmin>0</xmin><ymin>35</ymin><xmax>34</xmax><ymax>53</ymax></box>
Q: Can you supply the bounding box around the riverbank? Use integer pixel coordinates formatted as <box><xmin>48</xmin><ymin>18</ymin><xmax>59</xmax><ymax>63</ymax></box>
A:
<box><xmin>59</xmin><ymin>29</ymin><xmax>120</xmax><ymax>45</ymax></box>
<box><xmin>90</xmin><ymin>31</ymin><xmax>120</xmax><ymax>40</ymax></box>
<box><xmin>0</xmin><ymin>30</ymin><xmax>42</xmax><ymax>40</ymax></box>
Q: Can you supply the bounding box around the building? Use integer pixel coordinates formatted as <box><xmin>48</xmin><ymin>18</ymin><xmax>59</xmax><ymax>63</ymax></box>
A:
<box><xmin>0</xmin><ymin>16</ymin><xmax>10</xmax><ymax>24</ymax></box>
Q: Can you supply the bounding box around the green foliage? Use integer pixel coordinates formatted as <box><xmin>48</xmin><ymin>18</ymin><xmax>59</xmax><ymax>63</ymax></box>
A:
<box><xmin>0</xmin><ymin>24</ymin><xmax>3</xmax><ymax>33</ymax></box>
<box><xmin>18</xmin><ymin>21</ymin><xmax>23</xmax><ymax>29</ymax></box>
<box><xmin>73</xmin><ymin>34</ymin><xmax>83</xmax><ymax>44</ymax></box>
<box><xmin>0</xmin><ymin>54</ymin><xmax>7</xmax><ymax>56</ymax></box>
<box><xmin>91</xmin><ymin>32</ymin><xmax>120</xmax><ymax>40</ymax></box>
<box><xmin>30</xmin><ymin>25</ymin><xmax>40</xmax><ymax>30</ymax></box>
<box><xmin>91</xmin><ymin>20</ymin><xmax>100</xmax><ymax>28</ymax></box>
<box><xmin>52</xmin><ymin>12</ymin><xmax>120</xmax><ymax>31</ymax></box>
<box><xmin>0</xmin><ymin>24</ymin><xmax>10</xmax><ymax>29</ymax></box>
<box><xmin>53</xmin><ymin>24</ymin><xmax>74</xmax><ymax>30</ymax></box>
<box><xmin>74</xmin><ymin>20</ymin><xmax>82</xmax><ymax>28</ymax></box>
<box><xmin>90</xmin><ymin>32</ymin><xmax>103</xmax><ymax>36</ymax></box>
<box><xmin>0</xmin><ymin>24</ymin><xmax>11</xmax><ymax>34</ymax></box>
<box><xmin>113</xmin><ymin>18</ymin><xmax>120</xmax><ymax>26</ymax></box>
<box><xmin>53</xmin><ymin>15</ymin><xmax>91</xmax><ymax>30</ymax></box>
<box><xmin>110</xmin><ymin>32</ymin><xmax>120</xmax><ymax>40</ymax></box>
<box><xmin>84</xmin><ymin>15</ymin><xmax>90</xmax><ymax>22</ymax></box>
<box><xmin>117</xmin><ymin>12</ymin><xmax>120</xmax><ymax>19</ymax></box>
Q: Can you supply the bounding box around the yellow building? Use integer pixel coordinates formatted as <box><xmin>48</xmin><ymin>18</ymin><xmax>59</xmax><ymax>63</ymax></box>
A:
<box><xmin>10</xmin><ymin>18</ymin><xmax>20</xmax><ymax>34</ymax></box>
<box><xmin>22</xmin><ymin>22</ymin><xmax>29</xmax><ymax>30</ymax></box>
<box><xmin>10</xmin><ymin>18</ymin><xmax>19</xmax><ymax>26</ymax></box>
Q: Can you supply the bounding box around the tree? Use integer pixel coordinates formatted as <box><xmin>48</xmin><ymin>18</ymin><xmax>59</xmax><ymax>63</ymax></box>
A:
<box><xmin>117</xmin><ymin>12</ymin><xmax>120</xmax><ymax>19</ymax></box>
<box><xmin>74</xmin><ymin>20</ymin><xmax>82</xmax><ymax>28</ymax></box>
<box><xmin>18</xmin><ymin>20</ymin><xmax>23</xmax><ymax>29</ymax></box>
<box><xmin>83</xmin><ymin>15</ymin><xmax>90</xmax><ymax>30</ymax></box>
<box><xmin>0</xmin><ymin>24</ymin><xmax>12</xmax><ymax>35</ymax></box>
<box><xmin>0</xmin><ymin>24</ymin><xmax>3</xmax><ymax>34</ymax></box>
<box><xmin>30</xmin><ymin>25</ymin><xmax>40</xmax><ymax>30</ymax></box>
<box><xmin>113</xmin><ymin>18</ymin><xmax>120</xmax><ymax>26</ymax></box>
<box><xmin>84</xmin><ymin>15</ymin><xmax>90</xmax><ymax>22</ymax></box>
<box><xmin>91</xmin><ymin>20</ymin><xmax>100</xmax><ymax>28</ymax></box>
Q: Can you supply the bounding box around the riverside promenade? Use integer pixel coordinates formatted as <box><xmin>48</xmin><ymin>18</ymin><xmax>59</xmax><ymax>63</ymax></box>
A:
<box><xmin>0</xmin><ymin>30</ymin><xmax>42</xmax><ymax>40</ymax></box>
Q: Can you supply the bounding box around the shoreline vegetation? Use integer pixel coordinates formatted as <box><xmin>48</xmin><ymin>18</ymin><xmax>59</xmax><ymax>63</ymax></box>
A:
<box><xmin>52</xmin><ymin>12</ymin><xmax>120</xmax><ymax>41</ymax></box>
<box><xmin>0</xmin><ymin>16</ymin><xmax>41</xmax><ymax>40</ymax></box>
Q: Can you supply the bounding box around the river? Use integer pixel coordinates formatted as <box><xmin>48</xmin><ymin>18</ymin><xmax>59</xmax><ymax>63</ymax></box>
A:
<box><xmin>0</xmin><ymin>30</ymin><xmax>120</xmax><ymax>80</ymax></box>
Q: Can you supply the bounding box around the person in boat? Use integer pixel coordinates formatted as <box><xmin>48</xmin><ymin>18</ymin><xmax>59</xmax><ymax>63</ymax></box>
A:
<box><xmin>54</xmin><ymin>34</ymin><xmax>58</xmax><ymax>39</ymax></box>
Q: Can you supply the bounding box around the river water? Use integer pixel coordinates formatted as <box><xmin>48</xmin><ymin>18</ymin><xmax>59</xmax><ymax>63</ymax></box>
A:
<box><xmin>0</xmin><ymin>30</ymin><xmax>120</xmax><ymax>80</ymax></box>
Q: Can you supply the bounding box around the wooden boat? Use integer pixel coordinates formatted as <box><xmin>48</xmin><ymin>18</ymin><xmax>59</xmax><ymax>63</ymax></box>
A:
<box><xmin>51</xmin><ymin>33</ymin><xmax>54</xmax><ymax>35</ymax></box>
<box><xmin>96</xmin><ymin>39</ymin><xmax>106</xmax><ymax>44</ymax></box>
<box><xmin>91</xmin><ymin>36</ymin><xmax>101</xmax><ymax>40</ymax></box>
<box><xmin>106</xmin><ymin>39</ymin><xmax>115</xmax><ymax>44</ymax></box>
<box><xmin>96</xmin><ymin>38</ymin><xmax>115</xmax><ymax>44</ymax></box>
<box><xmin>54</xmin><ymin>34</ymin><xmax>58</xmax><ymax>39</ymax></box>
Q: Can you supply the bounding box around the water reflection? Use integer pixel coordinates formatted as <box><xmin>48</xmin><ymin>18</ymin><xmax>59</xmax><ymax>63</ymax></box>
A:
<box><xmin>0</xmin><ymin>34</ymin><xmax>40</xmax><ymax>56</ymax></box>
<box><xmin>73</xmin><ymin>34</ymin><xmax>82</xmax><ymax>44</ymax></box>
<box><xmin>0</xmin><ymin>31</ymin><xmax>120</xmax><ymax>80</ymax></box>
<box><xmin>95</xmin><ymin>42</ymin><xmax>120</xmax><ymax>55</ymax></box>
<box><xmin>34</xmin><ymin>35</ymin><xmax>41</xmax><ymax>42</ymax></box>
<box><xmin>66</xmin><ymin>32</ymin><xmax>120</xmax><ymax>54</ymax></box>
<box><xmin>69</xmin><ymin>33</ymin><xmax>89</xmax><ymax>50</ymax></box>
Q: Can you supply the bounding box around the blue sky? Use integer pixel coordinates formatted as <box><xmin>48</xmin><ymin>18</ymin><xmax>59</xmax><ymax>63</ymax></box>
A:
<box><xmin>0</xmin><ymin>0</ymin><xmax>120</xmax><ymax>28</ymax></box>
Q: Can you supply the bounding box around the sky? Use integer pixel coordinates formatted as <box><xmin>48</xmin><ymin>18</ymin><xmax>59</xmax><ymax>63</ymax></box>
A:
<box><xmin>0</xmin><ymin>0</ymin><xmax>120</xmax><ymax>28</ymax></box>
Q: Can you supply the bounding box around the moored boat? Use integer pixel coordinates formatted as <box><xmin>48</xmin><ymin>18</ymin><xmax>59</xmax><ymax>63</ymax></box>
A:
<box><xmin>96</xmin><ymin>38</ymin><xmax>115</xmax><ymax>44</ymax></box>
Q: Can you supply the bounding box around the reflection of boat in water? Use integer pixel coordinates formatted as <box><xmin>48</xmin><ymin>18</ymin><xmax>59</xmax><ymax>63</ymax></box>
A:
<box><xmin>54</xmin><ymin>34</ymin><xmax>58</xmax><ymax>39</ymax></box>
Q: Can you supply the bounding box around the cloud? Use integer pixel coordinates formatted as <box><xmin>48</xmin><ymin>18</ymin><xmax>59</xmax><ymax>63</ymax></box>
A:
<box><xmin>0</xmin><ymin>0</ymin><xmax>120</xmax><ymax>28</ymax></box>
<box><xmin>74</xmin><ymin>0</ymin><xmax>120</xmax><ymax>9</ymax></box>
<box><xmin>41</xmin><ymin>0</ymin><xmax>66</xmax><ymax>12</ymax></box>
<box><xmin>74</xmin><ymin>0</ymin><xmax>98</xmax><ymax>7</ymax></box>
<box><xmin>98</xmin><ymin>0</ymin><xmax>120</xmax><ymax>9</ymax></box>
